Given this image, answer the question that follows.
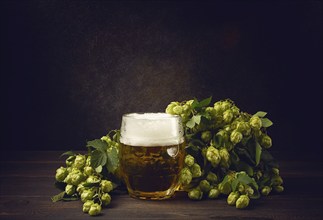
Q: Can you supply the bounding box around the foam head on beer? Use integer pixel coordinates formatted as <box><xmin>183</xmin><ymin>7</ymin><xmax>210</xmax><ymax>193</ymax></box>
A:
<box><xmin>120</xmin><ymin>113</ymin><xmax>184</xmax><ymax>147</ymax></box>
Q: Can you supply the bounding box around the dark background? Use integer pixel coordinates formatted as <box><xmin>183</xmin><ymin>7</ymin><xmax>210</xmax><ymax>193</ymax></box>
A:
<box><xmin>0</xmin><ymin>0</ymin><xmax>322</xmax><ymax>155</ymax></box>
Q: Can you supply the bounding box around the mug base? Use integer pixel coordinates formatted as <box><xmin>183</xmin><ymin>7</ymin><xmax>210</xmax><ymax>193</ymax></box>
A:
<box><xmin>127</xmin><ymin>188</ymin><xmax>176</xmax><ymax>200</ymax></box>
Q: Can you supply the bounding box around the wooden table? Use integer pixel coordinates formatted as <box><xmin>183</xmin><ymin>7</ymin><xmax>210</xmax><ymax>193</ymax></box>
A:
<box><xmin>1</xmin><ymin>151</ymin><xmax>322</xmax><ymax>219</ymax></box>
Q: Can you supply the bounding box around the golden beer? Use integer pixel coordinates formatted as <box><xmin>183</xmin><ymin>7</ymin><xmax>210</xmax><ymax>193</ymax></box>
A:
<box><xmin>119</xmin><ymin>113</ymin><xmax>185</xmax><ymax>200</ymax></box>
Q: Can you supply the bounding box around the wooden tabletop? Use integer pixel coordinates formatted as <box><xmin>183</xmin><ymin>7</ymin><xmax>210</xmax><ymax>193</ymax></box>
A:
<box><xmin>0</xmin><ymin>151</ymin><xmax>322</xmax><ymax>220</ymax></box>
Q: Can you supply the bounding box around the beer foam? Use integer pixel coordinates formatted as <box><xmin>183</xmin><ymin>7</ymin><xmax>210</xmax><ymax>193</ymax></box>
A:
<box><xmin>120</xmin><ymin>113</ymin><xmax>184</xmax><ymax>146</ymax></box>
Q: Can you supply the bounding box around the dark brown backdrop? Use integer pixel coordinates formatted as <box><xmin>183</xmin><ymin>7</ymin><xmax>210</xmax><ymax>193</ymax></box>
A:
<box><xmin>0</xmin><ymin>0</ymin><xmax>322</xmax><ymax>155</ymax></box>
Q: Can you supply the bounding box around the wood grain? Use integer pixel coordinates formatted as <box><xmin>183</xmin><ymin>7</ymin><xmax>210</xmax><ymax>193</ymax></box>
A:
<box><xmin>0</xmin><ymin>151</ymin><xmax>322</xmax><ymax>220</ymax></box>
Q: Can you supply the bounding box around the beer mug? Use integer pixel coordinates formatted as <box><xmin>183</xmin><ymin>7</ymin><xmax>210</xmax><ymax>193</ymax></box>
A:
<box><xmin>119</xmin><ymin>113</ymin><xmax>185</xmax><ymax>200</ymax></box>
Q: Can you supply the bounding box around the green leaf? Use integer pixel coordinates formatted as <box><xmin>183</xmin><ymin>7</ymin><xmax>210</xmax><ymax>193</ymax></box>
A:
<box><xmin>261</xmin><ymin>118</ymin><xmax>273</xmax><ymax>128</ymax></box>
<box><xmin>192</xmin><ymin>115</ymin><xmax>201</xmax><ymax>125</ymax></box>
<box><xmin>255</xmin><ymin>141</ymin><xmax>262</xmax><ymax>166</ymax></box>
<box><xmin>186</xmin><ymin>143</ymin><xmax>200</xmax><ymax>153</ymax></box>
<box><xmin>189</xmin><ymin>138</ymin><xmax>206</xmax><ymax>148</ymax></box>
<box><xmin>95</xmin><ymin>165</ymin><xmax>103</xmax><ymax>173</ymax></box>
<box><xmin>91</xmin><ymin>149</ymin><xmax>107</xmax><ymax>168</ymax></box>
<box><xmin>106</xmin><ymin>147</ymin><xmax>119</xmax><ymax>173</ymax></box>
<box><xmin>198</xmin><ymin>96</ymin><xmax>212</xmax><ymax>108</ymax></box>
<box><xmin>60</xmin><ymin>151</ymin><xmax>76</xmax><ymax>158</ymax></box>
<box><xmin>51</xmin><ymin>191</ymin><xmax>65</xmax><ymax>202</ymax></box>
<box><xmin>186</xmin><ymin>118</ymin><xmax>195</xmax><ymax>128</ymax></box>
<box><xmin>232</xmin><ymin>160</ymin><xmax>254</xmax><ymax>176</ymax></box>
<box><xmin>87</xmin><ymin>139</ymin><xmax>108</xmax><ymax>152</ymax></box>
<box><xmin>191</xmin><ymin>97</ymin><xmax>212</xmax><ymax>111</ymax></box>
<box><xmin>235</xmin><ymin>146</ymin><xmax>255</xmax><ymax>165</ymax></box>
<box><xmin>191</xmin><ymin>98</ymin><xmax>199</xmax><ymax>109</ymax></box>
<box><xmin>253</xmin><ymin>111</ymin><xmax>267</xmax><ymax>118</ymax></box>
<box><xmin>213</xmin><ymin>135</ymin><xmax>223</xmax><ymax>148</ymax></box>
<box><xmin>230</xmin><ymin>151</ymin><xmax>240</xmax><ymax>162</ymax></box>
<box><xmin>221</xmin><ymin>175</ymin><xmax>229</xmax><ymax>185</ymax></box>
<box><xmin>236</xmin><ymin>172</ymin><xmax>254</xmax><ymax>185</ymax></box>
<box><xmin>241</xmin><ymin>136</ymin><xmax>252</xmax><ymax>146</ymax></box>
<box><xmin>186</xmin><ymin>115</ymin><xmax>202</xmax><ymax>128</ymax></box>
<box><xmin>231</xmin><ymin>179</ymin><xmax>239</xmax><ymax>191</ymax></box>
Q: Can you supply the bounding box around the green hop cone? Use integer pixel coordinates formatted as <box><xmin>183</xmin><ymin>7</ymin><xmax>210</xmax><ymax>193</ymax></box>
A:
<box><xmin>236</xmin><ymin>195</ymin><xmax>250</xmax><ymax>209</ymax></box>
<box><xmin>238</xmin><ymin>184</ymin><xmax>245</xmax><ymax>194</ymax></box>
<box><xmin>206</xmin><ymin>172</ymin><xmax>218</xmax><ymax>184</ymax></box>
<box><xmin>219</xmin><ymin>148</ymin><xmax>230</xmax><ymax>169</ymax></box>
<box><xmin>101</xmin><ymin>180</ymin><xmax>114</xmax><ymax>193</ymax></box>
<box><xmin>184</xmin><ymin>155</ymin><xmax>195</xmax><ymax>167</ymax></box>
<box><xmin>249</xmin><ymin>116</ymin><xmax>262</xmax><ymax>130</ymax></box>
<box><xmin>256</xmin><ymin>171</ymin><xmax>263</xmax><ymax>180</ymax></box>
<box><xmin>76</xmin><ymin>182</ymin><xmax>86</xmax><ymax>194</ymax></box>
<box><xmin>230</xmin><ymin>130</ymin><xmax>243</xmax><ymax>145</ymax></box>
<box><xmin>201</xmin><ymin>131</ymin><xmax>212</xmax><ymax>143</ymax></box>
<box><xmin>190</xmin><ymin>163</ymin><xmax>202</xmax><ymax>178</ymax></box>
<box><xmin>214</xmin><ymin>113</ymin><xmax>224</xmax><ymax>126</ymax></box>
<box><xmin>182</xmin><ymin>103</ymin><xmax>190</xmax><ymax>113</ymax></box>
<box><xmin>66</xmin><ymin>156</ymin><xmax>75</xmax><ymax>167</ymax></box>
<box><xmin>218</xmin><ymin>182</ymin><xmax>232</xmax><ymax>195</ymax></box>
<box><xmin>88</xmin><ymin>203</ymin><xmax>101</xmax><ymax>216</ymax></box>
<box><xmin>82</xmin><ymin>200</ymin><xmax>94</xmax><ymax>213</ymax></box>
<box><xmin>173</xmin><ymin>105</ymin><xmax>183</xmax><ymax>115</ymax></box>
<box><xmin>221</xmin><ymin>100</ymin><xmax>232</xmax><ymax>112</ymax></box>
<box><xmin>199</xmin><ymin>180</ymin><xmax>211</xmax><ymax>193</ymax></box>
<box><xmin>188</xmin><ymin>188</ymin><xmax>203</xmax><ymax>200</ymax></box>
<box><xmin>73</xmin><ymin>155</ymin><xmax>86</xmax><ymax>169</ymax></box>
<box><xmin>237</xmin><ymin>122</ymin><xmax>251</xmax><ymax>136</ymax></box>
<box><xmin>65</xmin><ymin>184</ymin><xmax>76</xmax><ymax>196</ymax></box>
<box><xmin>101</xmin><ymin>135</ymin><xmax>112</xmax><ymax>144</ymax></box>
<box><xmin>261</xmin><ymin>135</ymin><xmax>272</xmax><ymax>149</ymax></box>
<box><xmin>227</xmin><ymin>191</ymin><xmax>240</xmax><ymax>206</ymax></box>
<box><xmin>271</xmin><ymin>175</ymin><xmax>283</xmax><ymax>186</ymax></box>
<box><xmin>216</xmin><ymin>130</ymin><xmax>229</xmax><ymax>141</ymax></box>
<box><xmin>182</xmin><ymin>100</ymin><xmax>193</xmax><ymax>114</ymax></box>
<box><xmin>245</xmin><ymin>186</ymin><xmax>254</xmax><ymax>197</ymax></box>
<box><xmin>101</xmin><ymin>193</ymin><xmax>111</xmax><ymax>206</ymax></box>
<box><xmin>261</xmin><ymin>186</ymin><xmax>272</xmax><ymax>196</ymax></box>
<box><xmin>179</xmin><ymin>167</ymin><xmax>193</xmax><ymax>185</ymax></box>
<box><xmin>166</xmin><ymin>102</ymin><xmax>179</xmax><ymax>115</ymax></box>
<box><xmin>83</xmin><ymin>166</ymin><xmax>94</xmax><ymax>176</ymax></box>
<box><xmin>230</xmin><ymin>119</ymin><xmax>239</xmax><ymax>130</ymax></box>
<box><xmin>272</xmin><ymin>168</ymin><xmax>280</xmax><ymax>176</ymax></box>
<box><xmin>205</xmin><ymin>107</ymin><xmax>216</xmax><ymax>119</ymax></box>
<box><xmin>206</xmin><ymin>146</ymin><xmax>221</xmax><ymax>167</ymax></box>
<box><xmin>71</xmin><ymin>174</ymin><xmax>84</xmax><ymax>186</ymax></box>
<box><xmin>208</xmin><ymin>187</ymin><xmax>221</xmax><ymax>199</ymax></box>
<box><xmin>274</xmin><ymin>185</ymin><xmax>284</xmax><ymax>193</ymax></box>
<box><xmin>81</xmin><ymin>189</ymin><xmax>95</xmax><ymax>202</ymax></box>
<box><xmin>185</xmin><ymin>100</ymin><xmax>194</xmax><ymax>106</ymax></box>
<box><xmin>231</xmin><ymin>105</ymin><xmax>240</xmax><ymax>117</ymax></box>
<box><xmin>86</xmin><ymin>175</ymin><xmax>101</xmax><ymax>184</ymax></box>
<box><xmin>223</xmin><ymin>109</ymin><xmax>234</xmax><ymax>124</ymax></box>
<box><xmin>55</xmin><ymin>167</ymin><xmax>68</xmax><ymax>182</ymax></box>
<box><xmin>213</xmin><ymin>101</ymin><xmax>223</xmax><ymax>113</ymax></box>
<box><xmin>65</xmin><ymin>169</ymin><xmax>84</xmax><ymax>185</ymax></box>
<box><xmin>85</xmin><ymin>156</ymin><xmax>91</xmax><ymax>166</ymax></box>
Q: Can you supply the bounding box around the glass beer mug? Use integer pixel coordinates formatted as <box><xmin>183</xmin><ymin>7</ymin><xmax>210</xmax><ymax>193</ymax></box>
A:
<box><xmin>119</xmin><ymin>113</ymin><xmax>185</xmax><ymax>200</ymax></box>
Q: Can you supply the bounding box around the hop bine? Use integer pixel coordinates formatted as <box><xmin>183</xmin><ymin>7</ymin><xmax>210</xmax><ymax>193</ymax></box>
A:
<box><xmin>165</xmin><ymin>97</ymin><xmax>283</xmax><ymax>209</ymax></box>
